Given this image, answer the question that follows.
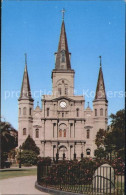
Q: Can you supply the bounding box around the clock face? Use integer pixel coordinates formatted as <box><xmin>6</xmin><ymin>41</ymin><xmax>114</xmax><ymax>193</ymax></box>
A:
<box><xmin>60</xmin><ymin>101</ymin><xmax>66</xmax><ymax>108</ymax></box>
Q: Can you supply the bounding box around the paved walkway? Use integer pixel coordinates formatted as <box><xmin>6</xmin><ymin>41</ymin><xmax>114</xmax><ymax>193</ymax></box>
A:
<box><xmin>0</xmin><ymin>176</ymin><xmax>50</xmax><ymax>194</ymax></box>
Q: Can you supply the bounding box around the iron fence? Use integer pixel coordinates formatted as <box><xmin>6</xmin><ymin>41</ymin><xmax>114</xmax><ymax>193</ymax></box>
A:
<box><xmin>37</xmin><ymin>162</ymin><xmax>124</xmax><ymax>195</ymax></box>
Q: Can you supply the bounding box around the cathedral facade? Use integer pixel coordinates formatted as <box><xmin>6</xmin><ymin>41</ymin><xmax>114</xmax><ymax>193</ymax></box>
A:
<box><xmin>18</xmin><ymin>17</ymin><xmax>108</xmax><ymax>160</ymax></box>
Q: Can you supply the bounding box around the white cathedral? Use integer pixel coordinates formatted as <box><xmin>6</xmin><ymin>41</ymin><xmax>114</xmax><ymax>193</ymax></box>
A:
<box><xmin>18</xmin><ymin>15</ymin><xmax>108</xmax><ymax>160</ymax></box>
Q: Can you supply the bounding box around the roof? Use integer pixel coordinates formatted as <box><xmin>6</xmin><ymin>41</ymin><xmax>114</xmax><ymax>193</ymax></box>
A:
<box><xmin>94</xmin><ymin>65</ymin><xmax>107</xmax><ymax>101</ymax></box>
<box><xmin>19</xmin><ymin>64</ymin><xmax>33</xmax><ymax>101</ymax></box>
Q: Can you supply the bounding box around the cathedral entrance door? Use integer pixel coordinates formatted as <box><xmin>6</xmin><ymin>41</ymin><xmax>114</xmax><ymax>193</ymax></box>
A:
<box><xmin>59</xmin><ymin>145</ymin><xmax>67</xmax><ymax>160</ymax></box>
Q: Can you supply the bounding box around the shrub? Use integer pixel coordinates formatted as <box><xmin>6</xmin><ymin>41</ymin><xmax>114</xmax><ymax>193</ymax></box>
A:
<box><xmin>38</xmin><ymin>157</ymin><xmax>52</xmax><ymax>166</ymax></box>
<box><xmin>94</xmin><ymin>147</ymin><xmax>107</xmax><ymax>159</ymax></box>
<box><xmin>17</xmin><ymin>150</ymin><xmax>38</xmax><ymax>166</ymax></box>
<box><xmin>38</xmin><ymin>157</ymin><xmax>125</xmax><ymax>185</ymax></box>
<box><xmin>40</xmin><ymin>159</ymin><xmax>98</xmax><ymax>185</ymax></box>
<box><xmin>21</xmin><ymin>135</ymin><xmax>40</xmax><ymax>155</ymax></box>
<box><xmin>111</xmin><ymin>158</ymin><xmax>125</xmax><ymax>175</ymax></box>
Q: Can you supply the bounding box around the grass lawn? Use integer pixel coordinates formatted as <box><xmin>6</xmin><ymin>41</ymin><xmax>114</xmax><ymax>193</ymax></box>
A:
<box><xmin>0</xmin><ymin>168</ymin><xmax>37</xmax><ymax>180</ymax></box>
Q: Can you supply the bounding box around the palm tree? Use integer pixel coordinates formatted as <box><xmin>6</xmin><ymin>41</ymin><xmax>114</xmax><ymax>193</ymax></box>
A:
<box><xmin>0</xmin><ymin>122</ymin><xmax>18</xmax><ymax>168</ymax></box>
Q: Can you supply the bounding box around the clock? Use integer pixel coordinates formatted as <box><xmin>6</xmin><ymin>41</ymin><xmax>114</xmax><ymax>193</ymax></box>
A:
<box><xmin>60</xmin><ymin>101</ymin><xmax>66</xmax><ymax>108</ymax></box>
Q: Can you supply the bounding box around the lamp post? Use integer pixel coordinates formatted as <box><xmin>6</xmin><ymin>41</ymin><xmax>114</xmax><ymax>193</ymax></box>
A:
<box><xmin>19</xmin><ymin>145</ymin><xmax>22</xmax><ymax>168</ymax></box>
<box><xmin>56</xmin><ymin>141</ymin><xmax>59</xmax><ymax>163</ymax></box>
<box><xmin>53</xmin><ymin>145</ymin><xmax>56</xmax><ymax>162</ymax></box>
<box><xmin>83</xmin><ymin>141</ymin><xmax>86</xmax><ymax>158</ymax></box>
<box><xmin>74</xmin><ymin>142</ymin><xmax>76</xmax><ymax>160</ymax></box>
<box><xmin>110</xmin><ymin>150</ymin><xmax>112</xmax><ymax>162</ymax></box>
<box><xmin>81</xmin><ymin>142</ymin><xmax>83</xmax><ymax>160</ymax></box>
<box><xmin>70</xmin><ymin>145</ymin><xmax>73</xmax><ymax>160</ymax></box>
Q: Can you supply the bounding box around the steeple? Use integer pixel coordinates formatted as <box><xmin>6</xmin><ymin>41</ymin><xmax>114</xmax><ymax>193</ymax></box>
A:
<box><xmin>19</xmin><ymin>54</ymin><xmax>33</xmax><ymax>101</ymax></box>
<box><xmin>55</xmin><ymin>10</ymin><xmax>71</xmax><ymax>70</ymax></box>
<box><xmin>94</xmin><ymin>56</ymin><xmax>107</xmax><ymax>101</ymax></box>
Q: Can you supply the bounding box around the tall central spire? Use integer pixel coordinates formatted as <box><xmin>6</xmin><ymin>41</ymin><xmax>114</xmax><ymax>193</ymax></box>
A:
<box><xmin>55</xmin><ymin>11</ymin><xmax>71</xmax><ymax>70</ymax></box>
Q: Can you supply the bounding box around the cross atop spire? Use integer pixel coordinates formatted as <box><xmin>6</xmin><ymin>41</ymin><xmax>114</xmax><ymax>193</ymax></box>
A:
<box><xmin>99</xmin><ymin>56</ymin><xmax>102</xmax><ymax>67</ymax></box>
<box><xmin>25</xmin><ymin>53</ymin><xmax>27</xmax><ymax>65</ymax></box>
<box><xmin>61</xmin><ymin>8</ymin><xmax>65</xmax><ymax>20</ymax></box>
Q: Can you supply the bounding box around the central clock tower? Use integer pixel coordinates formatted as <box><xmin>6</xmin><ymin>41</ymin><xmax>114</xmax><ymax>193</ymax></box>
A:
<box><xmin>51</xmin><ymin>20</ymin><xmax>75</xmax><ymax>97</ymax></box>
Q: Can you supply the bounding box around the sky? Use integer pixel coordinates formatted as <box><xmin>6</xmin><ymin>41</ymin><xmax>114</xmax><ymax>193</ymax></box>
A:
<box><xmin>1</xmin><ymin>1</ymin><xmax>125</xmax><ymax>130</ymax></box>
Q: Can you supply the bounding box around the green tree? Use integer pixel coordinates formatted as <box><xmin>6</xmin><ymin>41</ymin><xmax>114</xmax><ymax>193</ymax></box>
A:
<box><xmin>17</xmin><ymin>150</ymin><xmax>38</xmax><ymax>166</ymax></box>
<box><xmin>95</xmin><ymin>109</ymin><xmax>125</xmax><ymax>161</ymax></box>
<box><xmin>109</xmin><ymin>109</ymin><xmax>125</xmax><ymax>131</ymax></box>
<box><xmin>0</xmin><ymin>122</ymin><xmax>18</xmax><ymax>168</ymax></box>
<box><xmin>104</xmin><ymin>109</ymin><xmax>125</xmax><ymax>159</ymax></box>
<box><xmin>95</xmin><ymin>129</ymin><xmax>106</xmax><ymax>148</ymax></box>
<box><xmin>0</xmin><ymin>122</ymin><xmax>18</xmax><ymax>153</ymax></box>
<box><xmin>21</xmin><ymin>135</ymin><xmax>40</xmax><ymax>155</ymax></box>
<box><xmin>94</xmin><ymin>147</ymin><xmax>107</xmax><ymax>159</ymax></box>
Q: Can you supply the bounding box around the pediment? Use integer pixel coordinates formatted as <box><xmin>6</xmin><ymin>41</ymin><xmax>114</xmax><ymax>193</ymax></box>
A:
<box><xmin>52</xmin><ymin>96</ymin><xmax>74</xmax><ymax>102</ymax></box>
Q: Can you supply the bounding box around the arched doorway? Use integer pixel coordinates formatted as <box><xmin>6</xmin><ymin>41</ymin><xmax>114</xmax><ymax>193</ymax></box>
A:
<box><xmin>59</xmin><ymin>145</ymin><xmax>67</xmax><ymax>160</ymax></box>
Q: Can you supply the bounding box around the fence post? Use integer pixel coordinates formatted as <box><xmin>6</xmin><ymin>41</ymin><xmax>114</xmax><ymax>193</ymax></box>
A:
<box><xmin>37</xmin><ymin>163</ymin><xmax>40</xmax><ymax>183</ymax></box>
<box><xmin>110</xmin><ymin>166</ymin><xmax>111</xmax><ymax>194</ymax></box>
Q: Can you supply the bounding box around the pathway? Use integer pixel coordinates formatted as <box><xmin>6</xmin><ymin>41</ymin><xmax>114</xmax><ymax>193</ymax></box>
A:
<box><xmin>0</xmin><ymin>175</ymin><xmax>50</xmax><ymax>194</ymax></box>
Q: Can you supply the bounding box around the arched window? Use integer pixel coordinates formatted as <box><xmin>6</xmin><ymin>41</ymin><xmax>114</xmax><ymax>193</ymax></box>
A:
<box><xmin>29</xmin><ymin>108</ymin><xmax>32</xmax><ymax>115</ymax></box>
<box><xmin>47</xmin><ymin>108</ymin><xmax>49</xmax><ymax>116</ymax></box>
<box><xmin>23</xmin><ymin>107</ymin><xmax>26</xmax><ymax>115</ymax></box>
<box><xmin>95</xmin><ymin>109</ymin><xmax>97</xmax><ymax>116</ymax></box>
<box><xmin>65</xmin><ymin>88</ymin><xmax>68</xmax><ymax>95</ymax></box>
<box><xmin>59</xmin><ymin>129</ymin><xmax>62</xmax><ymax>137</ymax></box>
<box><xmin>36</xmin><ymin>129</ymin><xmax>39</xmax><ymax>138</ymax></box>
<box><xmin>19</xmin><ymin>108</ymin><xmax>21</xmax><ymax>115</ymax></box>
<box><xmin>87</xmin><ymin>129</ymin><xmax>90</xmax><ymax>139</ymax></box>
<box><xmin>61</xmin><ymin>50</ymin><xmax>65</xmax><ymax>63</ymax></box>
<box><xmin>76</xmin><ymin>108</ymin><xmax>79</xmax><ymax>117</ymax></box>
<box><xmin>58</xmin><ymin>88</ymin><xmax>62</xmax><ymax>95</ymax></box>
<box><xmin>86</xmin><ymin>148</ymin><xmax>91</xmax><ymax>156</ymax></box>
<box><xmin>64</xmin><ymin>129</ymin><xmax>66</xmax><ymax>137</ymax></box>
<box><xmin>100</xmin><ymin>108</ymin><xmax>103</xmax><ymax>116</ymax></box>
<box><xmin>23</xmin><ymin>128</ymin><xmax>26</xmax><ymax>135</ymax></box>
<box><xmin>59</xmin><ymin>123</ymin><xmax>67</xmax><ymax>138</ymax></box>
<box><xmin>62</xmin><ymin>113</ymin><xmax>64</xmax><ymax>117</ymax></box>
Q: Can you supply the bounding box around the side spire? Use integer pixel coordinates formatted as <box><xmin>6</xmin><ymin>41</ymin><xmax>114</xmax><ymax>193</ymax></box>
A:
<box><xmin>94</xmin><ymin>56</ymin><xmax>107</xmax><ymax>101</ymax></box>
<box><xmin>24</xmin><ymin>53</ymin><xmax>27</xmax><ymax>72</ymax></box>
<box><xmin>19</xmin><ymin>54</ymin><xmax>33</xmax><ymax>101</ymax></box>
<box><xmin>55</xmin><ymin>9</ymin><xmax>71</xmax><ymax>70</ymax></box>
